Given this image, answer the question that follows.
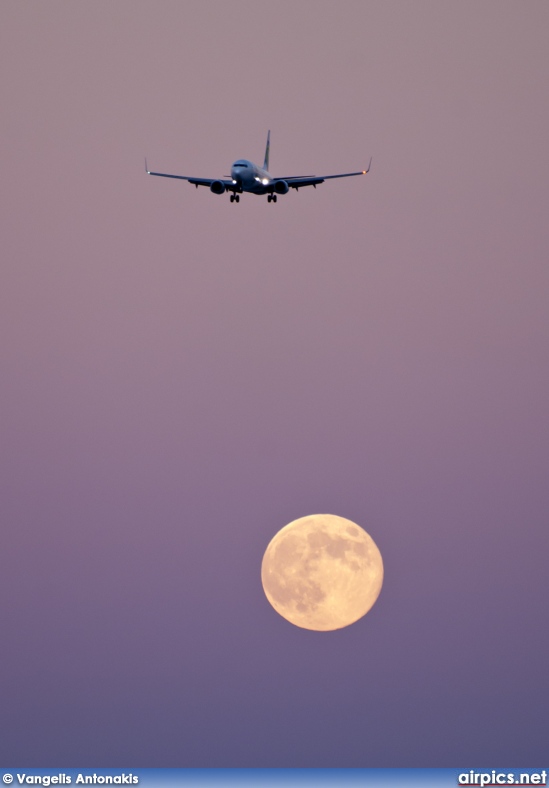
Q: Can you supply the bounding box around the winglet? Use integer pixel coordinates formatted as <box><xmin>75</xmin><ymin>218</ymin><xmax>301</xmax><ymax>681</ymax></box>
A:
<box><xmin>145</xmin><ymin>157</ymin><xmax>150</xmax><ymax>174</ymax></box>
<box><xmin>263</xmin><ymin>130</ymin><xmax>271</xmax><ymax>171</ymax></box>
<box><xmin>363</xmin><ymin>157</ymin><xmax>373</xmax><ymax>174</ymax></box>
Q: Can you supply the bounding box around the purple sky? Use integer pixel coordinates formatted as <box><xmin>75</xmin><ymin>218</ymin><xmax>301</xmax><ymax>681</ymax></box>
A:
<box><xmin>2</xmin><ymin>0</ymin><xmax>548</xmax><ymax>767</ymax></box>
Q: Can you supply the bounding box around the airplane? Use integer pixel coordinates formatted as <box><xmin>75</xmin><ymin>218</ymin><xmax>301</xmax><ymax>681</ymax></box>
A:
<box><xmin>146</xmin><ymin>131</ymin><xmax>371</xmax><ymax>203</ymax></box>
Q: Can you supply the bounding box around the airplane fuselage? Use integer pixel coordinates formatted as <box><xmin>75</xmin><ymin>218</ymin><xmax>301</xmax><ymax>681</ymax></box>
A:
<box><xmin>231</xmin><ymin>159</ymin><xmax>272</xmax><ymax>194</ymax></box>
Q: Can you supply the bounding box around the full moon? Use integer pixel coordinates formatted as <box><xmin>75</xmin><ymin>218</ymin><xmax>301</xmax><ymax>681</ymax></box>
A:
<box><xmin>261</xmin><ymin>514</ymin><xmax>383</xmax><ymax>631</ymax></box>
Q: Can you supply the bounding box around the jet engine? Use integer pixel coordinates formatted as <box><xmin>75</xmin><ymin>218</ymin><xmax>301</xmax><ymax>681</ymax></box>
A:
<box><xmin>210</xmin><ymin>181</ymin><xmax>226</xmax><ymax>195</ymax></box>
<box><xmin>274</xmin><ymin>180</ymin><xmax>290</xmax><ymax>195</ymax></box>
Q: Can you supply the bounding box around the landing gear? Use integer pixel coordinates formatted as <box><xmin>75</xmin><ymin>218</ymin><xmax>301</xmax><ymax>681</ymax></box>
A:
<box><xmin>230</xmin><ymin>194</ymin><xmax>240</xmax><ymax>203</ymax></box>
<box><xmin>267</xmin><ymin>194</ymin><xmax>277</xmax><ymax>203</ymax></box>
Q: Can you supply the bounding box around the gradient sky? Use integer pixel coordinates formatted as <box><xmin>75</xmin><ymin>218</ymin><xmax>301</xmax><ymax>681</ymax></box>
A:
<box><xmin>2</xmin><ymin>0</ymin><xmax>548</xmax><ymax>767</ymax></box>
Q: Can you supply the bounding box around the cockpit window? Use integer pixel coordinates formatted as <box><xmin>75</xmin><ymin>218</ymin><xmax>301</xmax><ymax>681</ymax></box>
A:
<box><xmin>234</xmin><ymin>163</ymin><xmax>248</xmax><ymax>168</ymax></box>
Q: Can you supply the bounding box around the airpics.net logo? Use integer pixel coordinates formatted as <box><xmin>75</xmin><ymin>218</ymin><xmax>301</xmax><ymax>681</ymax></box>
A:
<box><xmin>458</xmin><ymin>773</ymin><xmax>547</xmax><ymax>786</ymax></box>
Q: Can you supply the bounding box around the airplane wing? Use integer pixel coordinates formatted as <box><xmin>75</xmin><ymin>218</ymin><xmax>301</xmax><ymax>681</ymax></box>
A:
<box><xmin>145</xmin><ymin>161</ymin><xmax>233</xmax><ymax>189</ymax></box>
<box><xmin>277</xmin><ymin>159</ymin><xmax>372</xmax><ymax>190</ymax></box>
<box><xmin>279</xmin><ymin>171</ymin><xmax>367</xmax><ymax>190</ymax></box>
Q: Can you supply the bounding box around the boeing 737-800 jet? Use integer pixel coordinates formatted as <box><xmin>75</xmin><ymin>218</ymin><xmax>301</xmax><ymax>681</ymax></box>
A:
<box><xmin>146</xmin><ymin>131</ymin><xmax>371</xmax><ymax>203</ymax></box>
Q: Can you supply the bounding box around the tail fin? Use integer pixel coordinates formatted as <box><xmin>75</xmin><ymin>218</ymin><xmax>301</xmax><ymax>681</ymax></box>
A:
<box><xmin>263</xmin><ymin>130</ymin><xmax>270</xmax><ymax>171</ymax></box>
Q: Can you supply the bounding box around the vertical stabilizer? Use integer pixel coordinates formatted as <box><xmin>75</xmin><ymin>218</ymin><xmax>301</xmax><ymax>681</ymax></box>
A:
<box><xmin>263</xmin><ymin>130</ymin><xmax>271</xmax><ymax>171</ymax></box>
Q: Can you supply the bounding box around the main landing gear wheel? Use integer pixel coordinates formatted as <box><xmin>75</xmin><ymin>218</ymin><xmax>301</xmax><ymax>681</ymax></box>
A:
<box><xmin>268</xmin><ymin>194</ymin><xmax>277</xmax><ymax>203</ymax></box>
<box><xmin>230</xmin><ymin>194</ymin><xmax>240</xmax><ymax>203</ymax></box>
